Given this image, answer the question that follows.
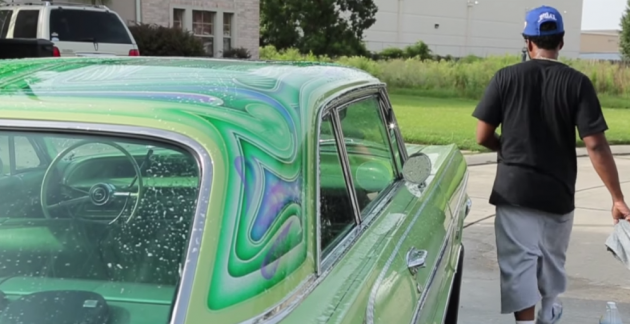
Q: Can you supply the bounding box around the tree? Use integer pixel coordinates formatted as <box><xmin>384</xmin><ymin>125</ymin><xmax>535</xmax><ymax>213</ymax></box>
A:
<box><xmin>621</xmin><ymin>0</ymin><xmax>630</xmax><ymax>60</ymax></box>
<box><xmin>260</xmin><ymin>0</ymin><xmax>377</xmax><ymax>57</ymax></box>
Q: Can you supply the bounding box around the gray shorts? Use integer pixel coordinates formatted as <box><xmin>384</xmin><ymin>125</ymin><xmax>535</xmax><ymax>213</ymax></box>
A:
<box><xmin>495</xmin><ymin>205</ymin><xmax>574</xmax><ymax>314</ymax></box>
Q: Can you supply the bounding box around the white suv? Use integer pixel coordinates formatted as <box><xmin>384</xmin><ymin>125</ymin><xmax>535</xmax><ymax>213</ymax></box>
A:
<box><xmin>0</xmin><ymin>1</ymin><xmax>140</xmax><ymax>57</ymax></box>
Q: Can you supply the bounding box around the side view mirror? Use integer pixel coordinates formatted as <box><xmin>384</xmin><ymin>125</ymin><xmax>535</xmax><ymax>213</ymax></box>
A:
<box><xmin>402</xmin><ymin>152</ymin><xmax>432</xmax><ymax>185</ymax></box>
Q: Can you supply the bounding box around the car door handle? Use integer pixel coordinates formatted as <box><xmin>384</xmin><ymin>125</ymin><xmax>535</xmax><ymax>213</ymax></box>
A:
<box><xmin>406</xmin><ymin>247</ymin><xmax>428</xmax><ymax>275</ymax></box>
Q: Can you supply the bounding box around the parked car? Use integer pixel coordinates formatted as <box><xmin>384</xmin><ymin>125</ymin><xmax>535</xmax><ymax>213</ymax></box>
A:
<box><xmin>0</xmin><ymin>57</ymin><xmax>471</xmax><ymax>324</ymax></box>
<box><xmin>0</xmin><ymin>1</ymin><xmax>139</xmax><ymax>57</ymax></box>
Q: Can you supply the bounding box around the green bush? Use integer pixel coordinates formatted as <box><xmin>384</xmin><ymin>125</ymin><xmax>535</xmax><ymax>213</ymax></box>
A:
<box><xmin>380</xmin><ymin>47</ymin><xmax>405</xmax><ymax>59</ymax></box>
<box><xmin>129</xmin><ymin>23</ymin><xmax>206</xmax><ymax>57</ymax></box>
<box><xmin>259</xmin><ymin>45</ymin><xmax>630</xmax><ymax>106</ymax></box>
<box><xmin>403</xmin><ymin>41</ymin><xmax>432</xmax><ymax>60</ymax></box>
<box><xmin>222</xmin><ymin>47</ymin><xmax>252</xmax><ymax>59</ymax></box>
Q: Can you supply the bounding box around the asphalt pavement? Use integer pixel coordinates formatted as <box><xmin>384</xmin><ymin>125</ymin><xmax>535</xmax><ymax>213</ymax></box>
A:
<box><xmin>458</xmin><ymin>151</ymin><xmax>630</xmax><ymax>323</ymax></box>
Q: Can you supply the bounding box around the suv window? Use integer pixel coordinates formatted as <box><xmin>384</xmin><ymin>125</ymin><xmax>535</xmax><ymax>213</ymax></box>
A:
<box><xmin>14</xmin><ymin>10</ymin><xmax>39</xmax><ymax>38</ymax></box>
<box><xmin>0</xmin><ymin>10</ymin><xmax>12</xmax><ymax>39</ymax></box>
<box><xmin>319</xmin><ymin>113</ymin><xmax>358</xmax><ymax>256</ymax></box>
<box><xmin>338</xmin><ymin>97</ymin><xmax>397</xmax><ymax>212</ymax></box>
<box><xmin>49</xmin><ymin>9</ymin><xmax>132</xmax><ymax>44</ymax></box>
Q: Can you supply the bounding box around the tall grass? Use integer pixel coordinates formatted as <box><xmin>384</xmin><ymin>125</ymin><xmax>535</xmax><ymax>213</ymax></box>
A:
<box><xmin>259</xmin><ymin>45</ymin><xmax>630</xmax><ymax>108</ymax></box>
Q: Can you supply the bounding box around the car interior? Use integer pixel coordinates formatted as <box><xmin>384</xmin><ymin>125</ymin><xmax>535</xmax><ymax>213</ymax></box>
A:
<box><xmin>0</xmin><ymin>132</ymin><xmax>200</xmax><ymax>324</ymax></box>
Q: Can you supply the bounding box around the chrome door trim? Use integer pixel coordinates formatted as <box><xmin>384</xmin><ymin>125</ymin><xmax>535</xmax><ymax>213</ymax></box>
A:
<box><xmin>440</xmin><ymin>244</ymin><xmax>463</xmax><ymax>323</ymax></box>
<box><xmin>0</xmin><ymin>119</ymin><xmax>212</xmax><ymax>324</ymax></box>
<box><xmin>410</xmin><ymin>210</ymin><xmax>455</xmax><ymax>324</ymax></box>
<box><xmin>365</xmin><ymin>149</ymin><xmax>456</xmax><ymax>324</ymax></box>
<box><xmin>412</xmin><ymin>171</ymin><xmax>469</xmax><ymax>324</ymax></box>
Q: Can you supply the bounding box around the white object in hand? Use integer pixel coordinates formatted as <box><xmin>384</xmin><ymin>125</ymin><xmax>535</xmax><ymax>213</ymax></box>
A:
<box><xmin>600</xmin><ymin>301</ymin><xmax>624</xmax><ymax>324</ymax></box>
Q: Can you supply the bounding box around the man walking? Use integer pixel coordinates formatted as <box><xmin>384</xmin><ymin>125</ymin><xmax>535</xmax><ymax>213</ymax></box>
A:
<box><xmin>472</xmin><ymin>5</ymin><xmax>630</xmax><ymax>324</ymax></box>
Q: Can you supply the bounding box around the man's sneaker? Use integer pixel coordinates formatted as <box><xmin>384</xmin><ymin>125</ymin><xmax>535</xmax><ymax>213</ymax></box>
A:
<box><xmin>536</xmin><ymin>301</ymin><xmax>563</xmax><ymax>324</ymax></box>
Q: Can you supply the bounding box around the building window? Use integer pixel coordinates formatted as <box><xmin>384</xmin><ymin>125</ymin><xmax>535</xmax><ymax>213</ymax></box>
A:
<box><xmin>223</xmin><ymin>13</ymin><xmax>233</xmax><ymax>52</ymax></box>
<box><xmin>173</xmin><ymin>9</ymin><xmax>184</xmax><ymax>29</ymax></box>
<box><xmin>192</xmin><ymin>10</ymin><xmax>215</xmax><ymax>56</ymax></box>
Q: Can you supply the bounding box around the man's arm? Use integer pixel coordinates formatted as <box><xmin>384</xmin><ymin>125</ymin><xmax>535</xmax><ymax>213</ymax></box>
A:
<box><xmin>472</xmin><ymin>74</ymin><xmax>502</xmax><ymax>151</ymax></box>
<box><xmin>577</xmin><ymin>76</ymin><xmax>630</xmax><ymax>222</ymax></box>
<box><xmin>583</xmin><ymin>133</ymin><xmax>623</xmax><ymax>201</ymax></box>
<box><xmin>476</xmin><ymin>121</ymin><xmax>501</xmax><ymax>151</ymax></box>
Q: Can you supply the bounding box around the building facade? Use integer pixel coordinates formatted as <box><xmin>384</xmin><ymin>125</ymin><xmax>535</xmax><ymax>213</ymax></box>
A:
<box><xmin>107</xmin><ymin>0</ymin><xmax>260</xmax><ymax>59</ymax></box>
<box><xmin>362</xmin><ymin>0</ymin><xmax>582</xmax><ymax>58</ymax></box>
<box><xmin>579</xmin><ymin>29</ymin><xmax>622</xmax><ymax>60</ymax></box>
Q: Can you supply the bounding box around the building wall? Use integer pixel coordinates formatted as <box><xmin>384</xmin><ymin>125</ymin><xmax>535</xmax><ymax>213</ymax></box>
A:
<box><xmin>363</xmin><ymin>0</ymin><xmax>582</xmax><ymax>58</ymax></box>
<box><xmin>107</xmin><ymin>0</ymin><xmax>137</xmax><ymax>25</ymax></box>
<box><xmin>580</xmin><ymin>30</ymin><xmax>620</xmax><ymax>53</ymax></box>
<box><xmin>107</xmin><ymin>0</ymin><xmax>259</xmax><ymax>59</ymax></box>
<box><xmin>141</xmin><ymin>0</ymin><xmax>259</xmax><ymax>59</ymax></box>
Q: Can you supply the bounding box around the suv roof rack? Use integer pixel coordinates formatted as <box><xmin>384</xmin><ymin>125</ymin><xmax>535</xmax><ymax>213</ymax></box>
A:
<box><xmin>1</xmin><ymin>0</ymin><xmax>108</xmax><ymax>9</ymax></box>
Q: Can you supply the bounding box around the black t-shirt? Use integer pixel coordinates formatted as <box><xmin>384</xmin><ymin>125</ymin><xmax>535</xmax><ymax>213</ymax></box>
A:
<box><xmin>472</xmin><ymin>59</ymin><xmax>608</xmax><ymax>215</ymax></box>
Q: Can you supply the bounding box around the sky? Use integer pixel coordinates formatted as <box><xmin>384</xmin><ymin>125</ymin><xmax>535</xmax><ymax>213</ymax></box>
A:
<box><xmin>582</xmin><ymin>0</ymin><xmax>627</xmax><ymax>30</ymax></box>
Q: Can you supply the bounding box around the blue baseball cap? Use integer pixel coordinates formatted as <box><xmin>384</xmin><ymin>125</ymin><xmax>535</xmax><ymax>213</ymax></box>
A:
<box><xmin>523</xmin><ymin>6</ymin><xmax>564</xmax><ymax>37</ymax></box>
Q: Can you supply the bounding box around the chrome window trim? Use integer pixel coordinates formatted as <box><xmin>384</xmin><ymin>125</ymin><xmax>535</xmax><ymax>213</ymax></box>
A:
<box><xmin>0</xmin><ymin>119</ymin><xmax>212</xmax><ymax>324</ymax></box>
<box><xmin>317</xmin><ymin>86</ymin><xmax>406</xmax><ymax>274</ymax></box>
<box><xmin>331</xmin><ymin>107</ymin><xmax>363</xmax><ymax>226</ymax></box>
<box><xmin>375</xmin><ymin>95</ymin><xmax>401</xmax><ymax>177</ymax></box>
<box><xmin>378</xmin><ymin>87</ymin><xmax>408</xmax><ymax>163</ymax></box>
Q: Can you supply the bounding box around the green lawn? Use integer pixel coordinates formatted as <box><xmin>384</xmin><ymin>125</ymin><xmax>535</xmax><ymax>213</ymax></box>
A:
<box><xmin>390</xmin><ymin>93</ymin><xmax>630</xmax><ymax>152</ymax></box>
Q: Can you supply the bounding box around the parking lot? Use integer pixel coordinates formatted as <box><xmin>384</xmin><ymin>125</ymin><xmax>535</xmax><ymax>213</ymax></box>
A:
<box><xmin>458</xmin><ymin>154</ymin><xmax>630</xmax><ymax>323</ymax></box>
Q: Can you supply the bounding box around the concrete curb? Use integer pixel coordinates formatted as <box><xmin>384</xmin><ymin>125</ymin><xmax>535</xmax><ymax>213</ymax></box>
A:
<box><xmin>464</xmin><ymin>145</ymin><xmax>630</xmax><ymax>166</ymax></box>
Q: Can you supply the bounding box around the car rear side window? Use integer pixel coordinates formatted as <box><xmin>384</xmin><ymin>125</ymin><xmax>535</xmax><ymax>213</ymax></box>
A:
<box><xmin>0</xmin><ymin>10</ymin><xmax>12</xmax><ymax>39</ymax></box>
<box><xmin>49</xmin><ymin>9</ymin><xmax>132</xmax><ymax>44</ymax></box>
<box><xmin>14</xmin><ymin>10</ymin><xmax>39</xmax><ymax>38</ymax></box>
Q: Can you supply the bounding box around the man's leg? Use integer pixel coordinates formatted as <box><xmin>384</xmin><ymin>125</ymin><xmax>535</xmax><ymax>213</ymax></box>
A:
<box><xmin>536</xmin><ymin>210</ymin><xmax>574</xmax><ymax>324</ymax></box>
<box><xmin>495</xmin><ymin>205</ymin><xmax>543</xmax><ymax>322</ymax></box>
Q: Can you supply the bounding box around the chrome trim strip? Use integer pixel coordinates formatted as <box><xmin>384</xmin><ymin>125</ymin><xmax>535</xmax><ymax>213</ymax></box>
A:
<box><xmin>465</xmin><ymin>196</ymin><xmax>472</xmax><ymax>218</ymax></box>
<box><xmin>366</xmin><ymin>150</ymin><xmax>456</xmax><ymax>324</ymax></box>
<box><xmin>410</xmin><ymin>210</ymin><xmax>455</xmax><ymax>324</ymax></box>
<box><xmin>412</xmin><ymin>171</ymin><xmax>468</xmax><ymax>324</ymax></box>
<box><xmin>440</xmin><ymin>244</ymin><xmax>463</xmax><ymax>324</ymax></box>
<box><xmin>0</xmin><ymin>119</ymin><xmax>212</xmax><ymax>324</ymax></box>
<box><xmin>452</xmin><ymin>172</ymin><xmax>469</xmax><ymax>220</ymax></box>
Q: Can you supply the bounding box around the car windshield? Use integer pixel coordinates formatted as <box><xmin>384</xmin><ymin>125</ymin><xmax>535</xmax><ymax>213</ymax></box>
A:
<box><xmin>0</xmin><ymin>131</ymin><xmax>201</xmax><ymax>324</ymax></box>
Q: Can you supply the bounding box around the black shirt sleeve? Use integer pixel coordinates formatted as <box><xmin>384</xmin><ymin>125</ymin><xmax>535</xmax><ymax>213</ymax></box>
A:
<box><xmin>472</xmin><ymin>73</ymin><xmax>502</xmax><ymax>126</ymax></box>
<box><xmin>576</xmin><ymin>75</ymin><xmax>608</xmax><ymax>139</ymax></box>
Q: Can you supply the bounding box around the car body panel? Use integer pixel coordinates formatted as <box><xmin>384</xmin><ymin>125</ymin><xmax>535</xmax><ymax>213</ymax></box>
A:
<box><xmin>0</xmin><ymin>57</ymin><xmax>468</xmax><ymax>324</ymax></box>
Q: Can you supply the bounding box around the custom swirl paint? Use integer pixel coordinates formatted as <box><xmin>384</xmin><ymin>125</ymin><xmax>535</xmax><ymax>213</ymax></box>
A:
<box><xmin>0</xmin><ymin>57</ymin><xmax>382</xmax><ymax>317</ymax></box>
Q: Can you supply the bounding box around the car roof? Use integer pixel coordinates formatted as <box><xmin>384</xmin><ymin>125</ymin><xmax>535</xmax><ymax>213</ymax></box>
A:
<box><xmin>0</xmin><ymin>1</ymin><xmax>109</xmax><ymax>10</ymax></box>
<box><xmin>0</xmin><ymin>57</ymin><xmax>382</xmax><ymax>134</ymax></box>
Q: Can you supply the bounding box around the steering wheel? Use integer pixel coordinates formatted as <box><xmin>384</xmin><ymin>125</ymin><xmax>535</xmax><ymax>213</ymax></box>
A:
<box><xmin>40</xmin><ymin>140</ymin><xmax>144</xmax><ymax>223</ymax></box>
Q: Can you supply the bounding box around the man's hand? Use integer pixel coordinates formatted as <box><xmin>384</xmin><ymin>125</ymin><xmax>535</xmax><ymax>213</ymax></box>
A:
<box><xmin>612</xmin><ymin>200</ymin><xmax>630</xmax><ymax>224</ymax></box>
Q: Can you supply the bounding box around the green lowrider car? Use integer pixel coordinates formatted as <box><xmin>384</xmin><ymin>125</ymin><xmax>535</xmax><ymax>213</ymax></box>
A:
<box><xmin>0</xmin><ymin>57</ymin><xmax>471</xmax><ymax>324</ymax></box>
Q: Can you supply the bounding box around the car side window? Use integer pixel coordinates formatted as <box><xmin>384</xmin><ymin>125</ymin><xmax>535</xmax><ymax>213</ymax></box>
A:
<box><xmin>14</xmin><ymin>10</ymin><xmax>39</xmax><ymax>38</ymax></box>
<box><xmin>0</xmin><ymin>10</ymin><xmax>12</xmax><ymax>39</ymax></box>
<box><xmin>319</xmin><ymin>114</ymin><xmax>357</xmax><ymax>256</ymax></box>
<box><xmin>338</xmin><ymin>97</ymin><xmax>397</xmax><ymax>212</ymax></box>
<box><xmin>0</xmin><ymin>136</ymin><xmax>42</xmax><ymax>174</ymax></box>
